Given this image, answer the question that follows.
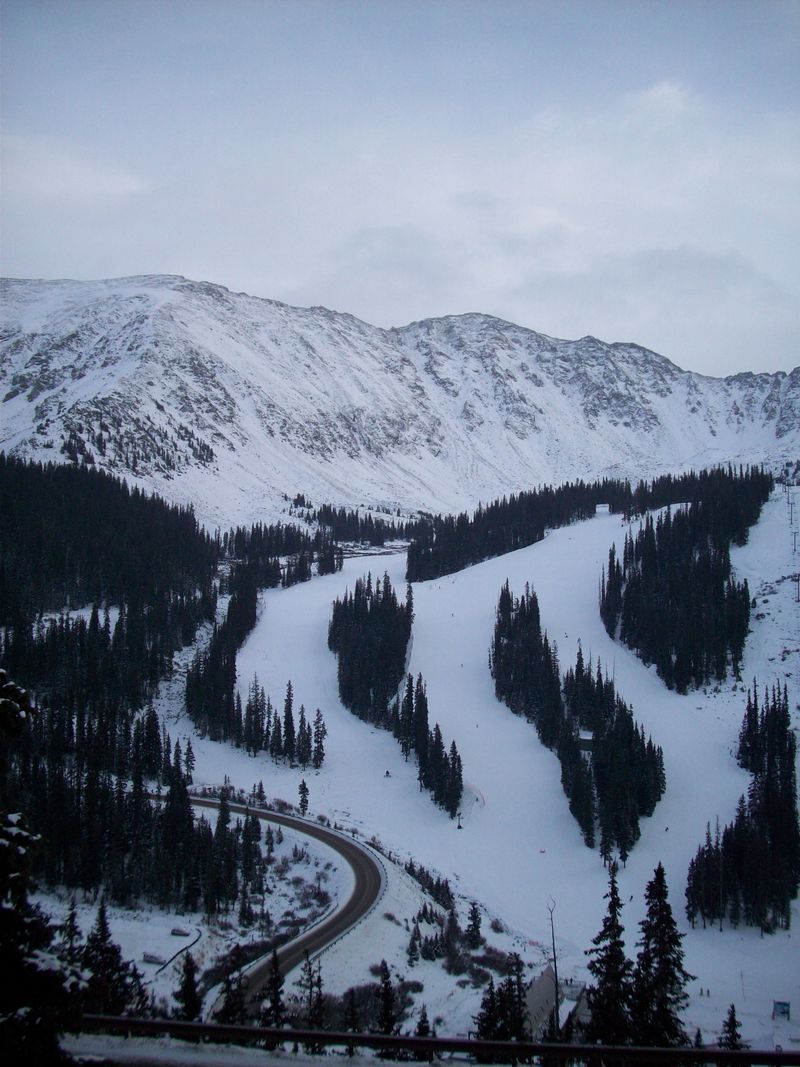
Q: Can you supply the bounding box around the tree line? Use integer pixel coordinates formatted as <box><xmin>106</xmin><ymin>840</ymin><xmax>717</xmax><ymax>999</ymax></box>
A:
<box><xmin>328</xmin><ymin>574</ymin><xmax>463</xmax><ymax>817</ymax></box>
<box><xmin>406</xmin><ymin>478</ymin><xmax>632</xmax><ymax>582</ymax></box>
<box><xmin>311</xmin><ymin>502</ymin><xmax>425</xmax><ymax>546</ymax></box>
<box><xmin>599</xmin><ymin>470</ymin><xmax>771</xmax><ymax>691</ymax></box>
<box><xmin>686</xmin><ymin>681</ymin><xmax>799</xmax><ymax>931</ymax></box>
<box><xmin>222</xmin><ymin>519</ymin><xmax>344</xmax><ymax>587</ymax></box>
<box><xmin>0</xmin><ymin>453</ymin><xmax>219</xmax><ymax>622</ymax></box>
<box><xmin>6</xmin><ymin>668</ymin><xmax>286</xmax><ymax>918</ymax></box>
<box><xmin>1</xmin><ymin>455</ymin><xmax>220</xmax><ymax>721</ymax></box>
<box><xmin>405</xmin><ymin>466</ymin><xmax>774</xmax><ymax>583</ymax></box>
<box><xmin>490</xmin><ymin>582</ymin><xmax>664</xmax><ymax>861</ymax></box>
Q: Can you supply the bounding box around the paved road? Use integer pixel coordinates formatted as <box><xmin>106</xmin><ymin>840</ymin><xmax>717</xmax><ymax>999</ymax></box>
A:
<box><xmin>189</xmin><ymin>796</ymin><xmax>384</xmax><ymax>1016</ymax></box>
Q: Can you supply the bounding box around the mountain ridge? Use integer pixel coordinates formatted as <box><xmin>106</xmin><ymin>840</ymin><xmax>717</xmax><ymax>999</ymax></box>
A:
<box><xmin>2</xmin><ymin>274</ymin><xmax>797</xmax><ymax>529</ymax></box>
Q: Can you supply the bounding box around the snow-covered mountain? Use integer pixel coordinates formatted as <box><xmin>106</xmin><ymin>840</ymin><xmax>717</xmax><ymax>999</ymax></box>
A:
<box><xmin>2</xmin><ymin>274</ymin><xmax>797</xmax><ymax>527</ymax></box>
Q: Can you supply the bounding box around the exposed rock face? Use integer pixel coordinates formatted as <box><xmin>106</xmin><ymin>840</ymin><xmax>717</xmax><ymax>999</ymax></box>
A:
<box><xmin>2</xmin><ymin>275</ymin><xmax>797</xmax><ymax>527</ymax></box>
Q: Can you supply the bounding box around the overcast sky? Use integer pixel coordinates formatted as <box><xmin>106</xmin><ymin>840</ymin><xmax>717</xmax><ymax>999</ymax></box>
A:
<box><xmin>2</xmin><ymin>0</ymin><xmax>798</xmax><ymax>375</ymax></box>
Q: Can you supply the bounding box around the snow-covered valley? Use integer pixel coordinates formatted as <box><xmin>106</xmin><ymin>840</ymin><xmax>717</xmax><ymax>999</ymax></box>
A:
<box><xmin>53</xmin><ymin>486</ymin><xmax>798</xmax><ymax>1051</ymax></box>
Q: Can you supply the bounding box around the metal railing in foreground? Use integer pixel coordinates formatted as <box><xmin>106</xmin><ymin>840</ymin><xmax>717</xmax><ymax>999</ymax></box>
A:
<box><xmin>80</xmin><ymin>1015</ymin><xmax>800</xmax><ymax>1065</ymax></box>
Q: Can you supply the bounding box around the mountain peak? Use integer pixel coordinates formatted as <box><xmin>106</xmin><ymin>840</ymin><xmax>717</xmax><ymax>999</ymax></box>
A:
<box><xmin>1</xmin><ymin>275</ymin><xmax>796</xmax><ymax>528</ymax></box>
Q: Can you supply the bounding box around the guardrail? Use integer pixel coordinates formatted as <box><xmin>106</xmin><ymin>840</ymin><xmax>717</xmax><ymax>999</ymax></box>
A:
<box><xmin>80</xmin><ymin>1015</ymin><xmax>800</xmax><ymax>1064</ymax></box>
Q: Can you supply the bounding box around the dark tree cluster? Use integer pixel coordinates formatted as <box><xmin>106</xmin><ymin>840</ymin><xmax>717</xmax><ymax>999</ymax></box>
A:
<box><xmin>328</xmin><ymin>571</ymin><xmax>462</xmax><ymax>815</ymax></box>
<box><xmin>242</xmin><ymin>677</ymin><xmax>327</xmax><ymax>769</ymax></box>
<box><xmin>6</xmin><ymin>677</ymin><xmax>274</xmax><ymax>915</ymax></box>
<box><xmin>328</xmin><ymin>573</ymin><xmax>413</xmax><ymax>722</ymax></box>
<box><xmin>600</xmin><ymin>467</ymin><xmax>772</xmax><ymax>692</ymax></box>
<box><xmin>0</xmin><ymin>669</ymin><xmax>83</xmax><ymax>1061</ymax></box>
<box><xmin>585</xmin><ymin>863</ymin><xmax>693</xmax><ymax>1050</ymax></box>
<box><xmin>490</xmin><ymin>581</ymin><xmax>562</xmax><ymax>747</ymax></box>
<box><xmin>388</xmin><ymin>674</ymin><xmax>463</xmax><ymax>817</ymax></box>
<box><xmin>406</xmin><ymin>478</ymin><xmax>632</xmax><ymax>582</ymax></box>
<box><xmin>403</xmin><ymin>857</ymin><xmax>455</xmax><ymax>910</ymax></box>
<box><xmin>1</xmin><ymin>455</ymin><xmax>219</xmax><ymax>721</ymax></box>
<box><xmin>312</xmin><ymin>503</ymin><xmax>424</xmax><ymax>546</ymax></box>
<box><xmin>621</xmin><ymin>465</ymin><xmax>773</xmax><ymax>526</ymax></box>
<box><xmin>186</xmin><ymin>524</ymin><xmax>341</xmax><ymax>743</ymax></box>
<box><xmin>4</xmin><ymin>591</ymin><xmax>217</xmax><ymax>726</ymax></box>
<box><xmin>472</xmin><ymin>953</ymin><xmax>530</xmax><ymax>1044</ymax></box>
<box><xmin>221</xmin><ymin>520</ymin><xmax>343</xmax><ymax>587</ymax></box>
<box><xmin>1</xmin><ymin>670</ymin><xmax>176</xmax><ymax>1055</ymax></box>
<box><xmin>686</xmin><ymin>682</ymin><xmax>799</xmax><ymax>932</ymax></box>
<box><xmin>58</xmin><ymin>410</ymin><xmax>215</xmax><ymax>474</ymax></box>
<box><xmin>407</xmin><ymin>899</ymin><xmax>488</xmax><ymax>978</ymax></box>
<box><xmin>184</xmin><ymin>562</ymin><xmax>261</xmax><ymax>742</ymax></box>
<box><xmin>490</xmin><ymin>583</ymin><xmax>664</xmax><ymax>859</ymax></box>
<box><xmin>0</xmin><ymin>453</ymin><xmax>220</xmax><ymax>622</ymax></box>
<box><xmin>405</xmin><ymin>466</ymin><xmax>774</xmax><ymax>583</ymax></box>
<box><xmin>63</xmin><ymin>897</ymin><xmax>149</xmax><ymax>1016</ymax></box>
<box><xmin>20</xmin><ymin>731</ymin><xmax>283</xmax><ymax>923</ymax></box>
<box><xmin>563</xmin><ymin>648</ymin><xmax>665</xmax><ymax>863</ymax></box>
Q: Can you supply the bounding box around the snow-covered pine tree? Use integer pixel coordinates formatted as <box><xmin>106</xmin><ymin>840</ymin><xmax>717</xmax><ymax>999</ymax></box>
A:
<box><xmin>173</xmin><ymin>950</ymin><xmax>202</xmax><ymax>1020</ymax></box>
<box><xmin>630</xmin><ymin>863</ymin><xmax>693</xmax><ymax>1047</ymax></box>
<box><xmin>584</xmin><ymin>862</ymin><xmax>633</xmax><ymax>1046</ymax></box>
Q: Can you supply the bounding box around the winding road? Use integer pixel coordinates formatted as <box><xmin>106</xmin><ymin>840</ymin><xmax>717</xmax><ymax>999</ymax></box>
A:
<box><xmin>189</xmin><ymin>796</ymin><xmax>385</xmax><ymax>1016</ymax></box>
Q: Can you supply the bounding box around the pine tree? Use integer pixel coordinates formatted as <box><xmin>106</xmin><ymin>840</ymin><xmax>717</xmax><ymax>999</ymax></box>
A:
<box><xmin>215</xmin><ymin>954</ymin><xmax>247</xmax><ymax>1025</ymax></box>
<box><xmin>82</xmin><ymin>899</ymin><xmax>147</xmax><ymax>1015</ymax></box>
<box><xmin>296</xmin><ymin>705</ymin><xmax>312</xmax><ymax>768</ymax></box>
<box><xmin>0</xmin><ymin>672</ymin><xmax>84</xmax><ymax>1060</ymax></box>
<box><xmin>297</xmin><ymin>951</ymin><xmax>324</xmax><ymax>1050</ymax></box>
<box><xmin>498</xmin><ymin>953</ymin><xmax>529</xmax><ymax>1041</ymax></box>
<box><xmin>173</xmin><ymin>951</ymin><xmax>202</xmax><ymax>1020</ymax></box>
<box><xmin>312</xmin><ymin>709</ymin><xmax>327</xmax><ymax>768</ymax></box>
<box><xmin>299</xmin><ymin>779</ymin><xmax>310</xmax><ymax>816</ymax></box>
<box><xmin>309</xmin><ymin>957</ymin><xmax>324</xmax><ymax>1032</ymax></box>
<box><xmin>407</xmin><ymin>922</ymin><xmax>421</xmax><ymax>966</ymax></box>
<box><xmin>584</xmin><ymin>863</ymin><xmax>633</xmax><ymax>1046</ymax></box>
<box><xmin>297</xmin><ymin>951</ymin><xmax>316</xmax><ymax>1027</ymax></box>
<box><xmin>343</xmin><ymin>988</ymin><xmax>361</xmax><ymax>1056</ymax></box>
<box><xmin>260</xmin><ymin>948</ymin><xmax>285</xmax><ymax>1029</ymax></box>
<box><xmin>473</xmin><ymin>976</ymin><xmax>499</xmax><ymax>1040</ymax></box>
<box><xmin>466</xmin><ymin>901</ymin><xmax>483</xmax><ymax>948</ymax></box>
<box><xmin>630</xmin><ymin>863</ymin><xmax>693</xmax><ymax>1047</ymax></box>
<box><xmin>0</xmin><ymin>812</ymin><xmax>81</xmax><ymax>1060</ymax></box>
<box><xmin>59</xmin><ymin>896</ymin><xmax>83</xmax><ymax>965</ymax></box>
<box><xmin>719</xmin><ymin>1003</ymin><xmax>746</xmax><ymax>1052</ymax></box>
<box><xmin>377</xmin><ymin>958</ymin><xmax>396</xmax><ymax>1034</ymax></box>
<box><xmin>415</xmin><ymin>1003</ymin><xmax>433</xmax><ymax>1061</ymax></box>
<box><xmin>282</xmin><ymin>682</ymin><xmax>296</xmax><ymax>763</ymax></box>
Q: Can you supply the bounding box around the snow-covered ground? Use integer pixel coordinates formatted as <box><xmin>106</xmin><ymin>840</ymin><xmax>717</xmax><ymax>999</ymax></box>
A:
<box><xmin>51</xmin><ymin>487</ymin><xmax>800</xmax><ymax>1053</ymax></box>
<box><xmin>39</xmin><ymin>815</ymin><xmax>355</xmax><ymax>1018</ymax></box>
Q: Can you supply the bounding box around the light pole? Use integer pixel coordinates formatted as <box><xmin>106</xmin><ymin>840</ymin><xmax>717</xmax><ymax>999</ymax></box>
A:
<box><xmin>547</xmin><ymin>898</ymin><xmax>560</xmax><ymax>1039</ymax></box>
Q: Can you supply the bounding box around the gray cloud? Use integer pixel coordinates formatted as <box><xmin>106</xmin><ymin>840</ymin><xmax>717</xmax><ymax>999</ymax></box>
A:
<box><xmin>2</xmin><ymin>2</ymin><xmax>798</xmax><ymax>376</ymax></box>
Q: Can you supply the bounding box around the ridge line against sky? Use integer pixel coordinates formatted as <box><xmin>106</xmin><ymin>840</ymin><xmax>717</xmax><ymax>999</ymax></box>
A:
<box><xmin>1</xmin><ymin>0</ymin><xmax>798</xmax><ymax>377</ymax></box>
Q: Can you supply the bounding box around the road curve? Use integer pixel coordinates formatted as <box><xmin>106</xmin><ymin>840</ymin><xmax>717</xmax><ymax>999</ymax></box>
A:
<box><xmin>189</xmin><ymin>796</ymin><xmax>385</xmax><ymax>1014</ymax></box>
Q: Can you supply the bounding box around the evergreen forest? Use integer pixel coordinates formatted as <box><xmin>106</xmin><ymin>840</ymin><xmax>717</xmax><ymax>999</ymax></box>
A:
<box><xmin>686</xmin><ymin>682</ymin><xmax>799</xmax><ymax>931</ymax></box>
<box><xmin>490</xmin><ymin>582</ymin><xmax>665</xmax><ymax>861</ymax></box>
<box><xmin>328</xmin><ymin>574</ymin><xmax>463</xmax><ymax>816</ymax></box>
<box><xmin>599</xmin><ymin>466</ymin><xmax>772</xmax><ymax>691</ymax></box>
<box><xmin>405</xmin><ymin>466</ymin><xmax>772</xmax><ymax>583</ymax></box>
<box><xmin>0</xmin><ymin>456</ymin><xmax>332</xmax><ymax>914</ymax></box>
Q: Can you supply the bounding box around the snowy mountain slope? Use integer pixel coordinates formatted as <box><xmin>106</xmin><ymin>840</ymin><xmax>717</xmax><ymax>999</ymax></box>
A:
<box><xmin>148</xmin><ymin>487</ymin><xmax>799</xmax><ymax>1046</ymax></box>
<box><xmin>2</xmin><ymin>275</ymin><xmax>798</xmax><ymax>529</ymax></box>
